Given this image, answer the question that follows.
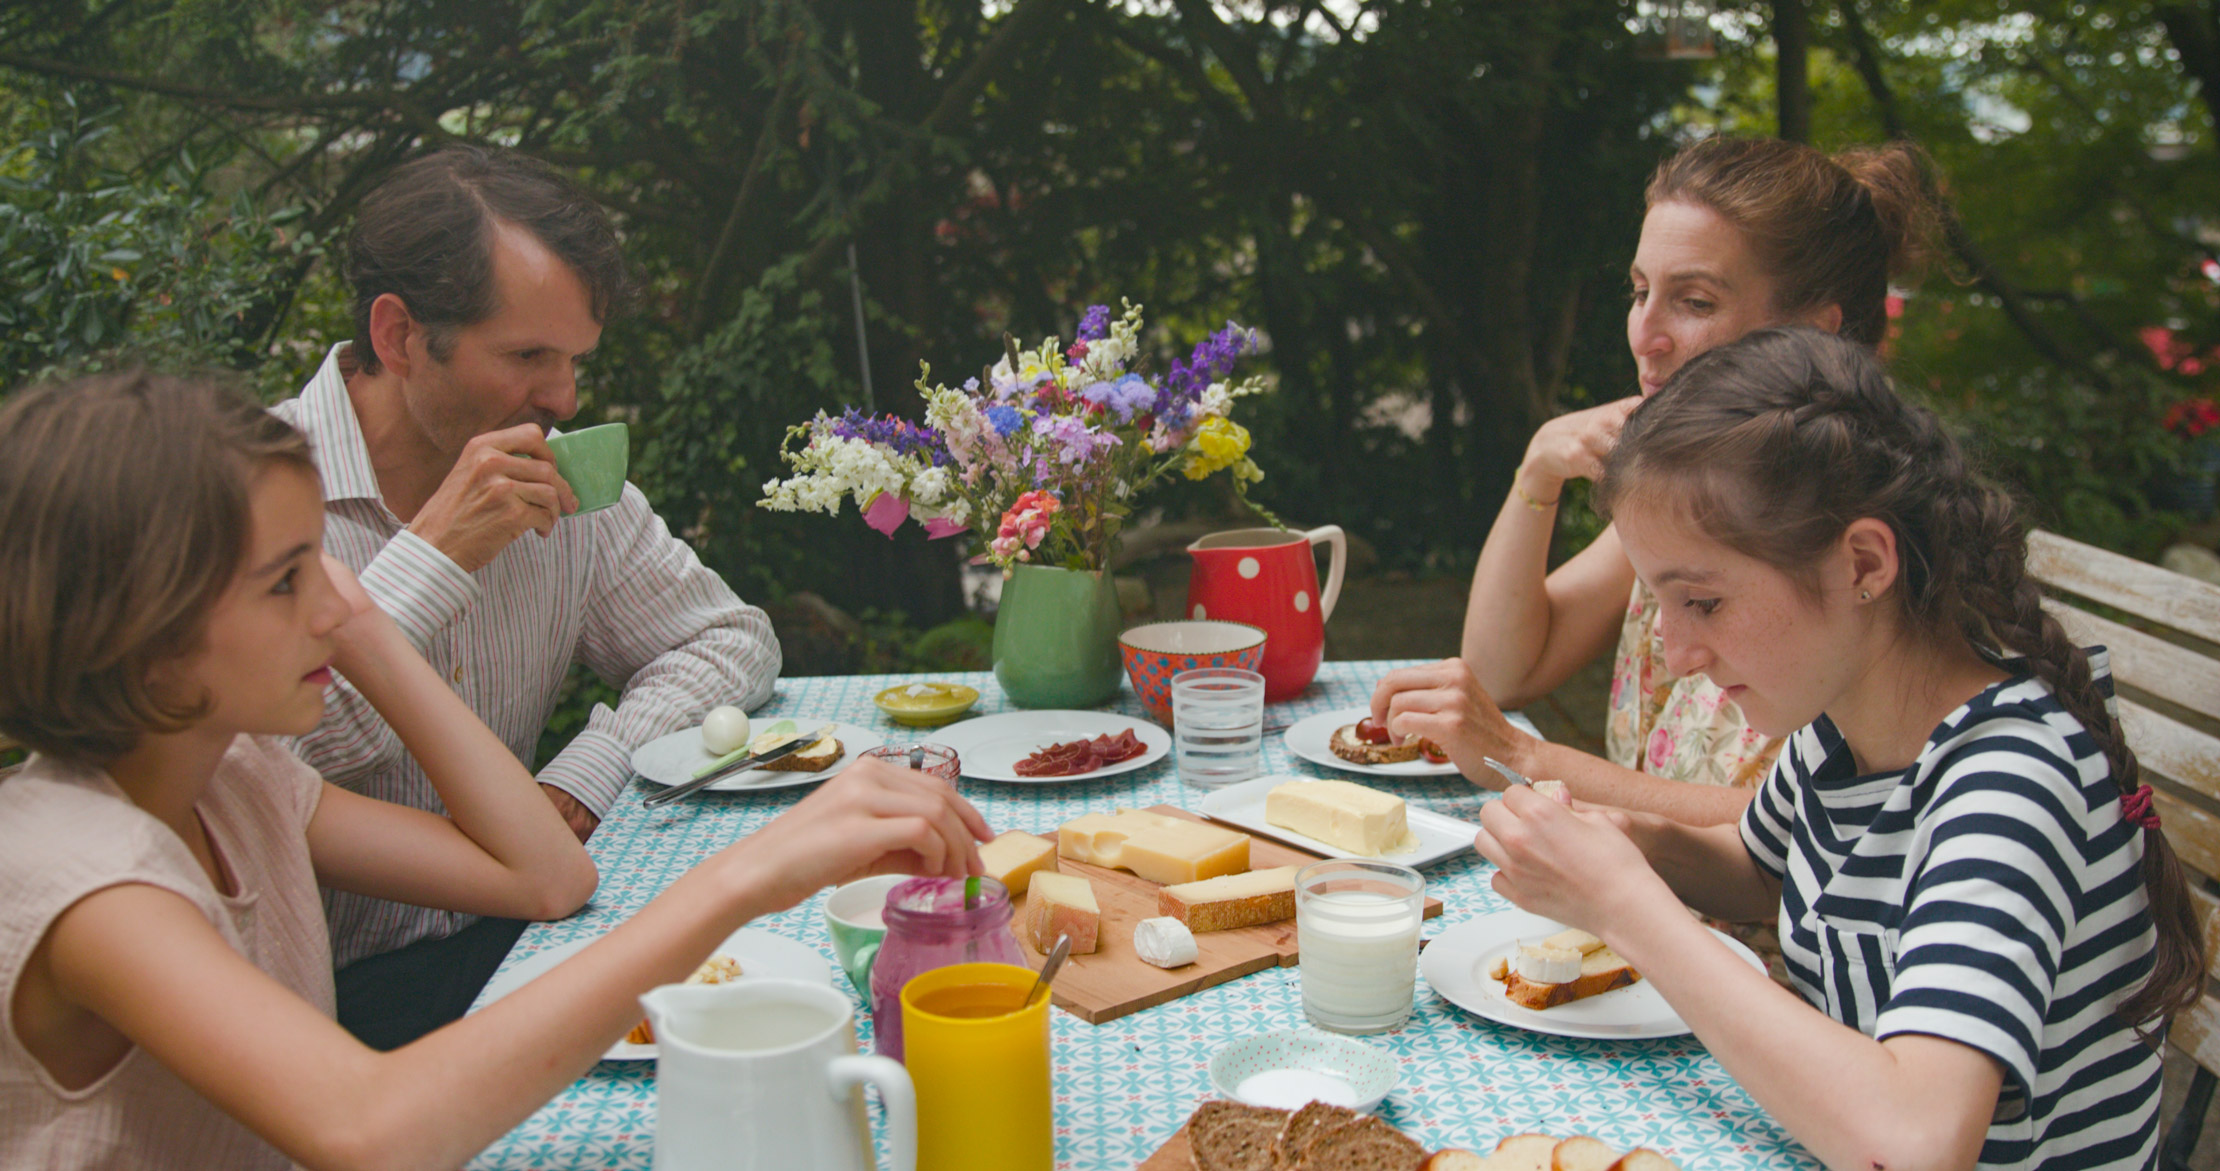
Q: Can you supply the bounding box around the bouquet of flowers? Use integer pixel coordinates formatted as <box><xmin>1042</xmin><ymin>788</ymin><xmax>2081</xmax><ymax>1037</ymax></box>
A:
<box><xmin>759</xmin><ymin>302</ymin><xmax>1274</xmax><ymax>571</ymax></box>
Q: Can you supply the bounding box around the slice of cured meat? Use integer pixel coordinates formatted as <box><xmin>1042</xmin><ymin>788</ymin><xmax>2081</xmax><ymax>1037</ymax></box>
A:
<box><xmin>1012</xmin><ymin>728</ymin><xmax>1150</xmax><ymax>776</ymax></box>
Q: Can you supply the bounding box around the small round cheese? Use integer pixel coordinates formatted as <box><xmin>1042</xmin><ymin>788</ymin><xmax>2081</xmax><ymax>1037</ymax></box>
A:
<box><xmin>700</xmin><ymin>706</ymin><xmax>751</xmax><ymax>755</ymax></box>
<box><xmin>1133</xmin><ymin>917</ymin><xmax>1199</xmax><ymax>969</ymax></box>
<box><xmin>1511</xmin><ymin>943</ymin><xmax>1582</xmax><ymax>985</ymax></box>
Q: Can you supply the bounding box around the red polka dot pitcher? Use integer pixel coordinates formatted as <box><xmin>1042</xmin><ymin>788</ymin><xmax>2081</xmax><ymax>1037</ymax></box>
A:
<box><xmin>1184</xmin><ymin>526</ymin><xmax>1346</xmax><ymax>702</ymax></box>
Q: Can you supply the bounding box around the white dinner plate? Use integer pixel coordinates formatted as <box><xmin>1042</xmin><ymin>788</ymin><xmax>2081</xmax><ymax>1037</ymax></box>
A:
<box><xmin>475</xmin><ymin>927</ymin><xmax>835</xmax><ymax>1061</ymax></box>
<box><xmin>1196</xmin><ymin>775</ymin><xmax>1478</xmax><ymax>868</ymax></box>
<box><xmin>630</xmin><ymin>720</ymin><xmax>884</xmax><ymax>791</ymax></box>
<box><xmin>928</xmin><ymin>710</ymin><xmax>1170</xmax><ymax>783</ymax></box>
<box><xmin>1283</xmin><ymin>706</ymin><xmax>1542</xmax><ymax>779</ymax></box>
<box><xmin>1420</xmin><ymin>908</ymin><xmax>1766</xmax><ymax>1040</ymax></box>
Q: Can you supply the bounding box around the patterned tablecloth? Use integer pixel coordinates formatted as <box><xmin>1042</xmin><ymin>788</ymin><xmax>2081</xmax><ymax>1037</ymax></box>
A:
<box><xmin>466</xmin><ymin>661</ymin><xmax>1813</xmax><ymax>1170</ymax></box>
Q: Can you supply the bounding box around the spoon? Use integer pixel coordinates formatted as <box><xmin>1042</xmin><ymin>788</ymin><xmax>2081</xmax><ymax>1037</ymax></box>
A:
<box><xmin>1025</xmin><ymin>933</ymin><xmax>1073</xmax><ymax>1007</ymax></box>
<box><xmin>1483</xmin><ymin>755</ymin><xmax>1534</xmax><ymax>788</ymax></box>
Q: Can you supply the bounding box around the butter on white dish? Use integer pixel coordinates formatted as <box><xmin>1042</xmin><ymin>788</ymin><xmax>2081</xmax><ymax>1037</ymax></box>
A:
<box><xmin>699</xmin><ymin>706</ymin><xmax>751</xmax><ymax>756</ymax></box>
<box><xmin>1531</xmin><ymin>778</ymin><xmax>1570</xmax><ymax>803</ymax></box>
<box><xmin>978</xmin><ymin>830</ymin><xmax>1058</xmax><ymax>897</ymax></box>
<box><xmin>1263</xmin><ymin>780</ymin><xmax>1419</xmax><ymax>856</ymax></box>
<box><xmin>1020</xmin><ymin>871</ymin><xmax>1100</xmax><ymax>954</ymax></box>
<box><xmin>1158</xmin><ymin>866</ymin><xmax>1299</xmax><ymax>933</ymax></box>
<box><xmin>1058</xmin><ymin>809</ymin><xmax>1249</xmax><ymax>885</ymax></box>
<box><xmin>1133</xmin><ymin>917</ymin><xmax>1199</xmax><ymax>968</ymax></box>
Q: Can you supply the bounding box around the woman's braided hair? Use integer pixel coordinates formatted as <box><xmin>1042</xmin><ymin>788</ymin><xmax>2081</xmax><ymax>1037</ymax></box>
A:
<box><xmin>1597</xmin><ymin>326</ymin><xmax>2204</xmax><ymax>1029</ymax></box>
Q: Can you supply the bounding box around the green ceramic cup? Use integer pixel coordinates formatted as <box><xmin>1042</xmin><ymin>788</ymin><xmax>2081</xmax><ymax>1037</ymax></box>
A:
<box><xmin>545</xmin><ymin>422</ymin><xmax>629</xmax><ymax>514</ymax></box>
<box><xmin>992</xmin><ymin>563</ymin><xmax>1123</xmax><ymax>708</ymax></box>
<box><xmin>824</xmin><ymin>874</ymin><xmax>905</xmax><ymax>993</ymax></box>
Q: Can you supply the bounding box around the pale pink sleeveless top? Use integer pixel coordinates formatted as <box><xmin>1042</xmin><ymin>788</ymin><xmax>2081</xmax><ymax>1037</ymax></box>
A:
<box><xmin>0</xmin><ymin>735</ymin><xmax>331</xmax><ymax>1170</ymax></box>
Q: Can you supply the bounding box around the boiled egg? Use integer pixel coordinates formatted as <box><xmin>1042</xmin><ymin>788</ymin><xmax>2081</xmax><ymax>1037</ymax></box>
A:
<box><xmin>700</xmin><ymin>706</ymin><xmax>751</xmax><ymax>755</ymax></box>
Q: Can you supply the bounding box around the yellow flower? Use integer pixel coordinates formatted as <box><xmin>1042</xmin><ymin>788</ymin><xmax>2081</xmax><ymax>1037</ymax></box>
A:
<box><xmin>1182</xmin><ymin>417</ymin><xmax>1251</xmax><ymax>480</ymax></box>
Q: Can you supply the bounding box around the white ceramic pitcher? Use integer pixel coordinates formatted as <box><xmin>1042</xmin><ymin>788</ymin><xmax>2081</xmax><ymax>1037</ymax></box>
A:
<box><xmin>643</xmin><ymin>977</ymin><xmax>916</xmax><ymax>1171</ymax></box>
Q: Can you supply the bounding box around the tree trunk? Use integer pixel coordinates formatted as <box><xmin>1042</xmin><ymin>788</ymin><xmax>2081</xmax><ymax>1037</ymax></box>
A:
<box><xmin>1775</xmin><ymin>0</ymin><xmax>1811</xmax><ymax>143</ymax></box>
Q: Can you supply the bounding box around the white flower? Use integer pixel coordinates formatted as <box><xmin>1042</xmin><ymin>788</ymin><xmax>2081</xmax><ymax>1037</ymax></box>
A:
<box><xmin>1198</xmin><ymin>382</ymin><xmax>1233</xmax><ymax>421</ymax></box>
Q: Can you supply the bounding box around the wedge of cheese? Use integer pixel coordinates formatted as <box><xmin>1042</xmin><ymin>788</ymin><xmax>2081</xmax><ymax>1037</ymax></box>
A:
<box><xmin>1263</xmin><ymin>780</ymin><xmax>1418</xmax><ymax>856</ymax></box>
<box><xmin>1057</xmin><ymin>810</ymin><xmax>1249</xmax><ymax>886</ymax></box>
<box><xmin>1020</xmin><ymin>871</ymin><xmax>1099</xmax><ymax>954</ymax></box>
<box><xmin>978</xmin><ymin>830</ymin><xmax>1058</xmax><ymax>897</ymax></box>
<box><xmin>1157</xmin><ymin>865</ymin><xmax>1300</xmax><ymax>933</ymax></box>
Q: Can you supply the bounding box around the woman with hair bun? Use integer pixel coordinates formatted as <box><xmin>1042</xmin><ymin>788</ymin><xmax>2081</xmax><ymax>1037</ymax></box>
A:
<box><xmin>1480</xmin><ymin>326</ymin><xmax>2198</xmax><ymax>1169</ymax></box>
<box><xmin>1373</xmin><ymin>136</ymin><xmax>1945</xmax><ymax>824</ymax></box>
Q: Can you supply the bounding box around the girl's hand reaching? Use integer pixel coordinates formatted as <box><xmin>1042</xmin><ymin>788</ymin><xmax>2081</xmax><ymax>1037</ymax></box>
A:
<box><xmin>1473</xmin><ymin>784</ymin><xmax>1676</xmax><ymax>941</ymax></box>
<box><xmin>722</xmin><ymin>757</ymin><xmax>993</xmax><ymax>913</ymax></box>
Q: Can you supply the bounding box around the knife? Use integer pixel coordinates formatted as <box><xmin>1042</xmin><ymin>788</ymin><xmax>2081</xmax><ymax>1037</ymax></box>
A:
<box><xmin>643</xmin><ymin>724</ymin><xmax>837</xmax><ymax>809</ymax></box>
<box><xmin>1482</xmin><ymin>755</ymin><xmax>1534</xmax><ymax>788</ymax></box>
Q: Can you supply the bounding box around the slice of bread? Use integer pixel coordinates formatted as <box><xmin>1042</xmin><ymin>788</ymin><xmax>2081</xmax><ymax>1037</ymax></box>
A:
<box><xmin>1550</xmin><ymin>1137</ymin><xmax>1620</xmax><ymax>1171</ymax></box>
<box><xmin>1416</xmin><ymin>1152</ymin><xmax>1489</xmax><ymax>1171</ymax></box>
<box><xmin>1500</xmin><ymin>945</ymin><xmax>1641</xmax><ymax>1010</ymax></box>
<box><xmin>1603</xmin><ymin>1152</ymin><xmax>1680</xmax><ymax>1171</ymax></box>
<box><xmin>760</xmin><ymin>736</ymin><xmax>845</xmax><ymax>772</ymax></box>
<box><xmin>1290</xmin><ymin>1116</ymin><xmax>1426</xmax><ymax>1171</ymax></box>
<box><xmin>1329</xmin><ymin>725</ymin><xmax>1426</xmax><ymax>765</ymax></box>
<box><xmin>1273</xmin><ymin>1101</ymin><xmax>1358</xmax><ymax>1169</ymax></box>
<box><xmin>1484</xmin><ymin>1134</ymin><xmax>1560</xmax><ymax>1171</ymax></box>
<box><xmin>1189</xmin><ymin>1101</ymin><xmax>1289</xmax><ymax>1171</ymax></box>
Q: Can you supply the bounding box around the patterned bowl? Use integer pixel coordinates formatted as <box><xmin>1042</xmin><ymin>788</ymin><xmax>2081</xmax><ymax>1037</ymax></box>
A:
<box><xmin>1118</xmin><ymin>620</ymin><xmax>1267</xmax><ymax>724</ymax></box>
<box><xmin>1208</xmin><ymin>1029</ymin><xmax>1399</xmax><ymax>1114</ymax></box>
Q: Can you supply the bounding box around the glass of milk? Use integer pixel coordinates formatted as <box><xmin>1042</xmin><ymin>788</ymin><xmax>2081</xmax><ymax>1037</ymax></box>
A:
<box><xmin>1294</xmin><ymin>859</ymin><xmax>1424</xmax><ymax>1034</ymax></box>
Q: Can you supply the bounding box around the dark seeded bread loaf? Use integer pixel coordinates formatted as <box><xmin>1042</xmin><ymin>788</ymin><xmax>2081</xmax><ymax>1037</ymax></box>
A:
<box><xmin>1189</xmin><ymin>1101</ymin><xmax>1289</xmax><ymax>1171</ymax></box>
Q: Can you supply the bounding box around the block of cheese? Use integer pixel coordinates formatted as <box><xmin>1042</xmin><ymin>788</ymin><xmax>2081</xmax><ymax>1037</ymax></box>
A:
<box><xmin>1057</xmin><ymin>810</ymin><xmax>1249</xmax><ymax>885</ymax></box>
<box><xmin>1157</xmin><ymin>865</ymin><xmax>1300</xmax><ymax>933</ymax></box>
<box><xmin>1133</xmin><ymin>917</ymin><xmax>1199</xmax><ymax>968</ymax></box>
<box><xmin>978</xmin><ymin>830</ymin><xmax>1058</xmax><ymax>897</ymax></box>
<box><xmin>1020</xmin><ymin>871</ymin><xmax>1100</xmax><ymax>954</ymax></box>
<box><xmin>1263</xmin><ymin>780</ymin><xmax>1418</xmax><ymax>856</ymax></box>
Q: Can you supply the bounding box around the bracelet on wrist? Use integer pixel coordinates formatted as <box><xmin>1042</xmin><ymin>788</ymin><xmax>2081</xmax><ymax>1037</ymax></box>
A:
<box><xmin>1513</xmin><ymin>466</ymin><xmax>1560</xmax><ymax>512</ymax></box>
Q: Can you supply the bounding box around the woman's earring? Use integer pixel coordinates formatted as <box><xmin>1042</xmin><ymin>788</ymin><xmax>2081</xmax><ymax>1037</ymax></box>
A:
<box><xmin>1859</xmin><ymin>590</ymin><xmax>1872</xmax><ymax>601</ymax></box>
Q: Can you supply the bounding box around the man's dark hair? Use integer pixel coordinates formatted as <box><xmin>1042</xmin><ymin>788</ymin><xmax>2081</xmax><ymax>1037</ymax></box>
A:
<box><xmin>345</xmin><ymin>144</ymin><xmax>631</xmax><ymax>373</ymax></box>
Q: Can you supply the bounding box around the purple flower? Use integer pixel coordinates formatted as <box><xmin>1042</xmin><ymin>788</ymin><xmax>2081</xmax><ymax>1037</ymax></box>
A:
<box><xmin>1077</xmin><ymin>305</ymin><xmax>1112</xmax><ymax>341</ymax></box>
<box><xmin>984</xmin><ymin>404</ymin><xmax>1025</xmax><ymax>436</ymax></box>
<box><xmin>1080</xmin><ymin>375</ymin><xmax>1157</xmax><ymax>422</ymax></box>
<box><xmin>1032</xmin><ymin>414</ymin><xmax>1122</xmax><ymax>465</ymax></box>
<box><xmin>826</xmin><ymin>408</ymin><xmax>952</xmax><ymax>466</ymax></box>
<box><xmin>1165</xmin><ymin>321</ymin><xmax>1255</xmax><ymax>399</ymax></box>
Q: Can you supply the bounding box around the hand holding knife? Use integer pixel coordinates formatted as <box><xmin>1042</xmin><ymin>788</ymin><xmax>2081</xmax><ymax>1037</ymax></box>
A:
<box><xmin>644</xmin><ymin>724</ymin><xmax>837</xmax><ymax>808</ymax></box>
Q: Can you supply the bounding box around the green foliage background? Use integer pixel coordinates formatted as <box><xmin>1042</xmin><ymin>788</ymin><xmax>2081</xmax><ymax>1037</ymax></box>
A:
<box><xmin>3</xmin><ymin>0</ymin><xmax>2217</xmax><ymax>632</ymax></box>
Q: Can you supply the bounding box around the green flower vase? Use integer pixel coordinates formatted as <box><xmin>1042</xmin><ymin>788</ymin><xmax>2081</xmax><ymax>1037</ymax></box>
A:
<box><xmin>993</xmin><ymin>564</ymin><xmax>1122</xmax><ymax>708</ymax></box>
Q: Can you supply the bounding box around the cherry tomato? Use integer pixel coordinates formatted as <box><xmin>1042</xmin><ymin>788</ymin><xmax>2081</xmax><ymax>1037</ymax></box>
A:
<box><xmin>1354</xmin><ymin>717</ymin><xmax>1392</xmax><ymax>745</ymax></box>
<box><xmin>1419</xmin><ymin>742</ymin><xmax>1450</xmax><ymax>765</ymax></box>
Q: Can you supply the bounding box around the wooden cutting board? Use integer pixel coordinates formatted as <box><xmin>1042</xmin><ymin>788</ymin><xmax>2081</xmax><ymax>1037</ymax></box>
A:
<box><xmin>1012</xmin><ymin>805</ymin><xmax>1442</xmax><ymax>1024</ymax></box>
<box><xmin>1135</xmin><ymin>1125</ymin><xmax>1194</xmax><ymax>1170</ymax></box>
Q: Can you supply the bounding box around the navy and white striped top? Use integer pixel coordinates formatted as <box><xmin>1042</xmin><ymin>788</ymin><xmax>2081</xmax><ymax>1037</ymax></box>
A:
<box><xmin>1740</xmin><ymin>651</ymin><xmax>2160</xmax><ymax>1170</ymax></box>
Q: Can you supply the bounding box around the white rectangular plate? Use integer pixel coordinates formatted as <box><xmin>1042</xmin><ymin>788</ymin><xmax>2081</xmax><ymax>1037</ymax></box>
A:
<box><xmin>1195</xmin><ymin>775</ymin><xmax>1477</xmax><ymax>868</ymax></box>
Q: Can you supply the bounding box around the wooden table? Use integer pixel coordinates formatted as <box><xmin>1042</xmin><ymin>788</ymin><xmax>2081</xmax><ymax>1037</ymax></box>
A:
<box><xmin>464</xmin><ymin>662</ymin><xmax>1813</xmax><ymax>1170</ymax></box>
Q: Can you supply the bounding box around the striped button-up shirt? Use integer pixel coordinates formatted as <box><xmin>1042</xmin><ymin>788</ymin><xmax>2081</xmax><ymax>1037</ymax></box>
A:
<box><xmin>274</xmin><ymin>344</ymin><xmax>781</xmax><ymax>966</ymax></box>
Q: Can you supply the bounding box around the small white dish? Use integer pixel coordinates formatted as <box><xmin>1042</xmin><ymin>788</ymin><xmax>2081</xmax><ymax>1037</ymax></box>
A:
<box><xmin>1420</xmin><ymin>908</ymin><xmax>1766</xmax><ymax>1040</ymax></box>
<box><xmin>475</xmin><ymin>927</ymin><xmax>835</xmax><ymax>1060</ymax></box>
<box><xmin>1282</xmin><ymin>706</ymin><xmax>1541</xmax><ymax>779</ymax></box>
<box><xmin>1196</xmin><ymin>775</ymin><xmax>1478</xmax><ymax>868</ymax></box>
<box><xmin>630</xmin><ymin>719</ymin><xmax>884</xmax><ymax>791</ymax></box>
<box><xmin>928</xmin><ymin>710</ymin><xmax>1170</xmax><ymax>783</ymax></box>
<box><xmin>1209</xmin><ymin>1029</ymin><xmax>1399</xmax><ymax>1114</ymax></box>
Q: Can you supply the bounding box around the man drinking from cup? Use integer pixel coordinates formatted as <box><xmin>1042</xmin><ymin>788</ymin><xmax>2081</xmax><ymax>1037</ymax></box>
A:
<box><xmin>272</xmin><ymin>144</ymin><xmax>782</xmax><ymax>1048</ymax></box>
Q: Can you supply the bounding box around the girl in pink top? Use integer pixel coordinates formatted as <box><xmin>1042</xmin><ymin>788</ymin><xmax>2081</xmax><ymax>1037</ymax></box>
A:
<box><xmin>0</xmin><ymin>371</ymin><xmax>990</xmax><ymax>1169</ymax></box>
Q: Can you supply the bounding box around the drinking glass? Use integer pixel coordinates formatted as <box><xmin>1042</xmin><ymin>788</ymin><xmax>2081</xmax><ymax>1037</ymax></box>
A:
<box><xmin>1170</xmin><ymin>667</ymin><xmax>1265</xmax><ymax>789</ymax></box>
<box><xmin>861</xmin><ymin>742</ymin><xmax>961</xmax><ymax>782</ymax></box>
<box><xmin>1295</xmin><ymin>859</ymin><xmax>1424</xmax><ymax>1034</ymax></box>
<box><xmin>900</xmin><ymin>962</ymin><xmax>1053</xmax><ymax>1171</ymax></box>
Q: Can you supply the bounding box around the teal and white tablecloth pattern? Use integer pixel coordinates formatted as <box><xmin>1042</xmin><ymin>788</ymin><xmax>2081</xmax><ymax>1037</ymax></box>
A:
<box><xmin>466</xmin><ymin>662</ymin><xmax>1814</xmax><ymax>1170</ymax></box>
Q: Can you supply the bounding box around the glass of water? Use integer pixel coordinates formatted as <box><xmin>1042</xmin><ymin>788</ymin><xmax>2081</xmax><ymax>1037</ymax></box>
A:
<box><xmin>1169</xmin><ymin>667</ymin><xmax>1265</xmax><ymax>789</ymax></box>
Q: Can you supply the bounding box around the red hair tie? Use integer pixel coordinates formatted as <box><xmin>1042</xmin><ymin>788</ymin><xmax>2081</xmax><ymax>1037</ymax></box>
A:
<box><xmin>2120</xmin><ymin>784</ymin><xmax>2161</xmax><ymax>831</ymax></box>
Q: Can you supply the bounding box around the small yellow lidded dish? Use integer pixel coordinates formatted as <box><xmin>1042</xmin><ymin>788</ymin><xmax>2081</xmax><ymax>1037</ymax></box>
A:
<box><xmin>873</xmin><ymin>681</ymin><xmax>981</xmax><ymax>727</ymax></box>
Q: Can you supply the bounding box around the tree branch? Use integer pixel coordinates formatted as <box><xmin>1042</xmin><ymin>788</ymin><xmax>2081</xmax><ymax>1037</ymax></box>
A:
<box><xmin>692</xmin><ymin>36</ymin><xmax>804</xmax><ymax>331</ymax></box>
<box><xmin>0</xmin><ymin>48</ymin><xmax>448</xmax><ymax>137</ymax></box>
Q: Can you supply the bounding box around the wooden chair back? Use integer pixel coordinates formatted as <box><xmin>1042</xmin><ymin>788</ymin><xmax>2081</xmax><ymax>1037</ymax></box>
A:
<box><xmin>2027</xmin><ymin>529</ymin><xmax>2220</xmax><ymax>1156</ymax></box>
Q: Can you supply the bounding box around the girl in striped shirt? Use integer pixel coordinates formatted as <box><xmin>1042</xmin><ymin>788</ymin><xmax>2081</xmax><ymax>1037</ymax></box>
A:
<box><xmin>1475</xmin><ymin>327</ymin><xmax>2202</xmax><ymax>1170</ymax></box>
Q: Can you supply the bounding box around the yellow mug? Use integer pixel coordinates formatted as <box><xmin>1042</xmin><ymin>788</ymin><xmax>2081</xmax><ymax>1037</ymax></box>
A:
<box><xmin>899</xmin><ymin>962</ymin><xmax>1053</xmax><ymax>1171</ymax></box>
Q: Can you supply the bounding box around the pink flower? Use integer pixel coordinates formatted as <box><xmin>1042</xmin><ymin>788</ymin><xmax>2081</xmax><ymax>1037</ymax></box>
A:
<box><xmin>922</xmin><ymin>517</ymin><xmax>971</xmax><ymax>540</ymax></box>
<box><xmin>862</xmin><ymin>491</ymin><xmax>910</xmax><ymax>537</ymax></box>
<box><xmin>994</xmin><ymin>490</ymin><xmax>1060</xmax><ymax>559</ymax></box>
<box><xmin>1645</xmin><ymin>727</ymin><xmax>1679</xmax><ymax>771</ymax></box>
<box><xmin>1066</xmin><ymin>340</ymin><xmax>1090</xmax><ymax>362</ymax></box>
